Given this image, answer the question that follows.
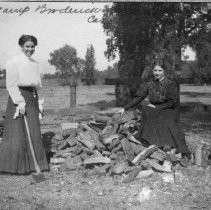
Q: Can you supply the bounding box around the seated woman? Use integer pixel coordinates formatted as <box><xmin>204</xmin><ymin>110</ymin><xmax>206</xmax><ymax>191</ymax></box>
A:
<box><xmin>119</xmin><ymin>64</ymin><xmax>190</xmax><ymax>166</ymax></box>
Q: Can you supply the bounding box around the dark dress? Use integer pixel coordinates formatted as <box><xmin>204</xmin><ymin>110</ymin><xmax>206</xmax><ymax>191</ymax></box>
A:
<box><xmin>0</xmin><ymin>87</ymin><xmax>49</xmax><ymax>174</ymax></box>
<box><xmin>124</xmin><ymin>78</ymin><xmax>190</xmax><ymax>155</ymax></box>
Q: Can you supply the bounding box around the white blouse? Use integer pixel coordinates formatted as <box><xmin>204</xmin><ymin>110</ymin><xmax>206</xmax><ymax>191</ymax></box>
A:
<box><xmin>6</xmin><ymin>52</ymin><xmax>43</xmax><ymax>105</ymax></box>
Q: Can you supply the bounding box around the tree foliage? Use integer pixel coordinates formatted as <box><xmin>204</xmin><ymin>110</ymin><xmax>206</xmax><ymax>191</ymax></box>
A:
<box><xmin>102</xmin><ymin>2</ymin><xmax>211</xmax><ymax>87</ymax></box>
<box><xmin>48</xmin><ymin>44</ymin><xmax>82</xmax><ymax>86</ymax></box>
<box><xmin>193</xmin><ymin>30</ymin><xmax>211</xmax><ymax>84</ymax></box>
<box><xmin>84</xmin><ymin>44</ymin><xmax>96</xmax><ymax>85</ymax></box>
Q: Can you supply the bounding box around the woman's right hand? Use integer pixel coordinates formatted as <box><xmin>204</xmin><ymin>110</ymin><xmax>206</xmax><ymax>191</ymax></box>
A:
<box><xmin>18</xmin><ymin>102</ymin><xmax>26</xmax><ymax>115</ymax></box>
<box><xmin>116</xmin><ymin>108</ymin><xmax>125</xmax><ymax>115</ymax></box>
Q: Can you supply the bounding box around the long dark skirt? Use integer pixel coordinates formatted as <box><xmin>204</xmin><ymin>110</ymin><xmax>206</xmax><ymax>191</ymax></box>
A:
<box><xmin>0</xmin><ymin>87</ymin><xmax>49</xmax><ymax>174</ymax></box>
<box><xmin>139</xmin><ymin>105</ymin><xmax>190</xmax><ymax>155</ymax></box>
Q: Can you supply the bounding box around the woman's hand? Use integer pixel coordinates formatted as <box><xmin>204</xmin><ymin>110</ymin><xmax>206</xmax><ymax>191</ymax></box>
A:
<box><xmin>38</xmin><ymin>98</ymin><xmax>44</xmax><ymax>115</ymax></box>
<box><xmin>147</xmin><ymin>104</ymin><xmax>156</xmax><ymax>108</ymax></box>
<box><xmin>13</xmin><ymin>102</ymin><xmax>26</xmax><ymax>119</ymax></box>
<box><xmin>116</xmin><ymin>108</ymin><xmax>125</xmax><ymax>115</ymax></box>
<box><xmin>18</xmin><ymin>102</ymin><xmax>26</xmax><ymax>115</ymax></box>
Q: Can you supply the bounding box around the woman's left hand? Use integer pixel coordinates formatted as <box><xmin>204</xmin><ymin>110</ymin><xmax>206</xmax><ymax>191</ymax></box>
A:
<box><xmin>148</xmin><ymin>104</ymin><xmax>156</xmax><ymax>108</ymax></box>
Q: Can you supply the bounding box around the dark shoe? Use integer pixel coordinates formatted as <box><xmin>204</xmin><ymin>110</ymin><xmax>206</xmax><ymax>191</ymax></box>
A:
<box><xmin>180</xmin><ymin>154</ymin><xmax>190</xmax><ymax>167</ymax></box>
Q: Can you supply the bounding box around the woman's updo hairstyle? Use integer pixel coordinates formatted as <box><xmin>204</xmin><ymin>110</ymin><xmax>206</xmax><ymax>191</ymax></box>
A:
<box><xmin>18</xmin><ymin>35</ymin><xmax>38</xmax><ymax>47</ymax></box>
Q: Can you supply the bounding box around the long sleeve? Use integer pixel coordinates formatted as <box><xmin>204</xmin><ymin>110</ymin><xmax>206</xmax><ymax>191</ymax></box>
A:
<box><xmin>6</xmin><ymin>59</ymin><xmax>25</xmax><ymax>105</ymax></box>
<box><xmin>124</xmin><ymin>83</ymin><xmax>148</xmax><ymax>110</ymax></box>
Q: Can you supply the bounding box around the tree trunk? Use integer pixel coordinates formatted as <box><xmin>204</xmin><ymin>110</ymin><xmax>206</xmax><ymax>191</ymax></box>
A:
<box><xmin>70</xmin><ymin>85</ymin><xmax>76</xmax><ymax>108</ymax></box>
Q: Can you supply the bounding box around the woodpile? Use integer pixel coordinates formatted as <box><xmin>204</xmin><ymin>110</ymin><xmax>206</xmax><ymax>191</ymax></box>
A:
<box><xmin>42</xmin><ymin>108</ymin><xmax>211</xmax><ymax>182</ymax></box>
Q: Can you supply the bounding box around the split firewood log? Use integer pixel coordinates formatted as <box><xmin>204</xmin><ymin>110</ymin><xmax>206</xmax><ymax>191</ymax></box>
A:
<box><xmin>50</xmin><ymin>157</ymin><xmax>66</xmax><ymax>164</ymax></box>
<box><xmin>146</xmin><ymin>159</ymin><xmax>172</xmax><ymax>173</ymax></box>
<box><xmin>102</xmin><ymin>134</ymin><xmax>119</xmax><ymax>145</ymax></box>
<box><xmin>136</xmin><ymin>169</ymin><xmax>154</xmax><ymax>179</ymax></box>
<box><xmin>112</xmin><ymin>143</ymin><xmax>122</xmax><ymax>153</ymax></box>
<box><xmin>83</xmin><ymin>157</ymin><xmax>111</xmax><ymax>165</ymax></box>
<box><xmin>102</xmin><ymin>151</ymin><xmax>111</xmax><ymax>156</ymax></box>
<box><xmin>120</xmin><ymin>138</ymin><xmax>135</xmax><ymax>162</ymax></box>
<box><xmin>88</xmin><ymin>120</ymin><xmax>106</xmax><ymax>130</ymax></box>
<box><xmin>132</xmin><ymin>145</ymin><xmax>157</xmax><ymax>165</ymax></box>
<box><xmin>110</xmin><ymin>160</ymin><xmax>129</xmax><ymax>175</ymax></box>
<box><xmin>62</xmin><ymin>129</ymin><xmax>78</xmax><ymax>139</ymax></box>
<box><xmin>87</xmin><ymin>129</ymin><xmax>106</xmax><ymax>151</ymax></box>
<box><xmin>123</xmin><ymin>166</ymin><xmax>143</xmax><ymax>183</ymax></box>
<box><xmin>130</xmin><ymin>142</ymin><xmax>145</xmax><ymax>155</ymax></box>
<box><xmin>66</xmin><ymin>137</ymin><xmax>77</xmax><ymax>147</ymax></box>
<box><xmin>125</xmin><ymin>132</ymin><xmax>142</xmax><ymax>145</ymax></box>
<box><xmin>76</xmin><ymin>133</ymin><xmax>96</xmax><ymax>150</ymax></box>
<box><xmin>117</xmin><ymin>111</ymin><xmax>136</xmax><ymax>124</ymax></box>
<box><xmin>57</xmin><ymin>141</ymin><xmax>69</xmax><ymax>150</ymax></box>
<box><xmin>61</xmin><ymin>122</ymin><xmax>79</xmax><ymax>132</ymax></box>
<box><xmin>150</xmin><ymin>150</ymin><xmax>166</xmax><ymax>162</ymax></box>
<box><xmin>94</xmin><ymin>114</ymin><xmax>112</xmax><ymax>123</ymax></box>
<box><xmin>54</xmin><ymin>147</ymin><xmax>74</xmax><ymax>157</ymax></box>
<box><xmin>95</xmin><ymin>107</ymin><xmax>123</xmax><ymax>117</ymax></box>
<box><xmin>110</xmin><ymin>138</ymin><xmax>120</xmax><ymax>149</ymax></box>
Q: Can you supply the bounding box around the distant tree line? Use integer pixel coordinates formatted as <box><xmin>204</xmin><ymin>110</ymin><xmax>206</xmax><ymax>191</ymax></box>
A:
<box><xmin>101</xmin><ymin>2</ymin><xmax>211</xmax><ymax>101</ymax></box>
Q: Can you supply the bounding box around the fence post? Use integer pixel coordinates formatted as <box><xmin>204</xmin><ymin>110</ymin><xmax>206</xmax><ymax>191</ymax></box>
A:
<box><xmin>70</xmin><ymin>84</ymin><xmax>76</xmax><ymax>108</ymax></box>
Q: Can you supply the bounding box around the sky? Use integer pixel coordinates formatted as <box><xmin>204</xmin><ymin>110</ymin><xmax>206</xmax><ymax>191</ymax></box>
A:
<box><xmin>0</xmin><ymin>2</ymin><xmax>196</xmax><ymax>74</ymax></box>
<box><xmin>0</xmin><ymin>2</ymin><xmax>119</xmax><ymax>73</ymax></box>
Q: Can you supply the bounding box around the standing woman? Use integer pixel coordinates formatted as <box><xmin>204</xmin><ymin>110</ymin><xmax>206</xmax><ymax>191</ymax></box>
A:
<box><xmin>118</xmin><ymin>64</ymin><xmax>190</xmax><ymax>166</ymax></box>
<box><xmin>0</xmin><ymin>35</ymin><xmax>49</xmax><ymax>174</ymax></box>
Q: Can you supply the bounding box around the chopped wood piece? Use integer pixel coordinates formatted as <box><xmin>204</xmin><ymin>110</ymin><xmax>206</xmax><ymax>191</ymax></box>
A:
<box><xmin>88</xmin><ymin>129</ymin><xmax>106</xmax><ymax>151</ymax></box>
<box><xmin>61</xmin><ymin>122</ymin><xmax>79</xmax><ymax>131</ymax></box>
<box><xmin>137</xmin><ymin>169</ymin><xmax>154</xmax><ymax>179</ymax></box>
<box><xmin>57</xmin><ymin>141</ymin><xmax>68</xmax><ymax>150</ymax></box>
<box><xmin>53</xmin><ymin>134</ymin><xmax>63</xmax><ymax>141</ymax></box>
<box><xmin>89</xmin><ymin>121</ymin><xmax>106</xmax><ymax>130</ymax></box>
<box><xmin>102</xmin><ymin>151</ymin><xmax>111</xmax><ymax>156</ymax></box>
<box><xmin>110</xmin><ymin>160</ymin><xmax>128</xmax><ymax>175</ymax></box>
<box><xmin>83</xmin><ymin>148</ymin><xmax>95</xmax><ymax>155</ymax></box>
<box><xmin>94</xmin><ymin>114</ymin><xmax>112</xmax><ymax>123</ymax></box>
<box><xmin>146</xmin><ymin>159</ymin><xmax>172</xmax><ymax>173</ymax></box>
<box><xmin>120</xmin><ymin>138</ymin><xmax>134</xmax><ymax>162</ymax></box>
<box><xmin>130</xmin><ymin>142</ymin><xmax>145</xmax><ymax>155</ymax></box>
<box><xmin>83</xmin><ymin>157</ymin><xmax>111</xmax><ymax>165</ymax></box>
<box><xmin>95</xmin><ymin>108</ymin><xmax>123</xmax><ymax>117</ymax></box>
<box><xmin>150</xmin><ymin>151</ymin><xmax>166</xmax><ymax>161</ymax></box>
<box><xmin>80</xmin><ymin>122</ymin><xmax>99</xmax><ymax>135</ymax></box>
<box><xmin>110</xmin><ymin>138</ymin><xmax>120</xmax><ymax>148</ymax></box>
<box><xmin>112</xmin><ymin>143</ymin><xmax>122</xmax><ymax>153</ymax></box>
<box><xmin>80</xmin><ymin>152</ymin><xmax>90</xmax><ymax>161</ymax></box>
<box><xmin>76</xmin><ymin>133</ymin><xmax>95</xmax><ymax>150</ymax></box>
<box><xmin>126</xmin><ymin>132</ymin><xmax>142</xmax><ymax>145</ymax></box>
<box><xmin>54</xmin><ymin>148</ymin><xmax>74</xmax><ymax>157</ymax></box>
<box><xmin>62</xmin><ymin>129</ymin><xmax>77</xmax><ymax>139</ymax></box>
<box><xmin>117</xmin><ymin>111</ymin><xmax>136</xmax><ymax>124</ymax></box>
<box><xmin>123</xmin><ymin>166</ymin><xmax>143</xmax><ymax>183</ymax></box>
<box><xmin>66</xmin><ymin>137</ymin><xmax>77</xmax><ymax>147</ymax></box>
<box><xmin>132</xmin><ymin>145</ymin><xmax>157</xmax><ymax>165</ymax></box>
<box><xmin>102</xmin><ymin>134</ymin><xmax>119</xmax><ymax>145</ymax></box>
<box><xmin>50</xmin><ymin>157</ymin><xmax>66</xmax><ymax>164</ymax></box>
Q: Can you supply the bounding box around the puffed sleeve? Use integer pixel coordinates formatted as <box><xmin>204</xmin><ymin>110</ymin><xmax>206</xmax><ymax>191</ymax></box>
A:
<box><xmin>124</xmin><ymin>82</ymin><xmax>149</xmax><ymax>110</ymax></box>
<box><xmin>36</xmin><ymin>67</ymin><xmax>44</xmax><ymax>107</ymax></box>
<box><xmin>6</xmin><ymin>58</ymin><xmax>25</xmax><ymax>105</ymax></box>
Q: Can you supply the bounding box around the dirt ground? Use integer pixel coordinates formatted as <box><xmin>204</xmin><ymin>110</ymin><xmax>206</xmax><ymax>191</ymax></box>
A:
<box><xmin>0</xmin><ymin>84</ymin><xmax>211</xmax><ymax>210</ymax></box>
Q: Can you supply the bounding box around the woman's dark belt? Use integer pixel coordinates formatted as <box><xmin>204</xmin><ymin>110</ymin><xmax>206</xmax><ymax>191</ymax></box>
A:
<box><xmin>18</xmin><ymin>86</ymin><xmax>37</xmax><ymax>98</ymax></box>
